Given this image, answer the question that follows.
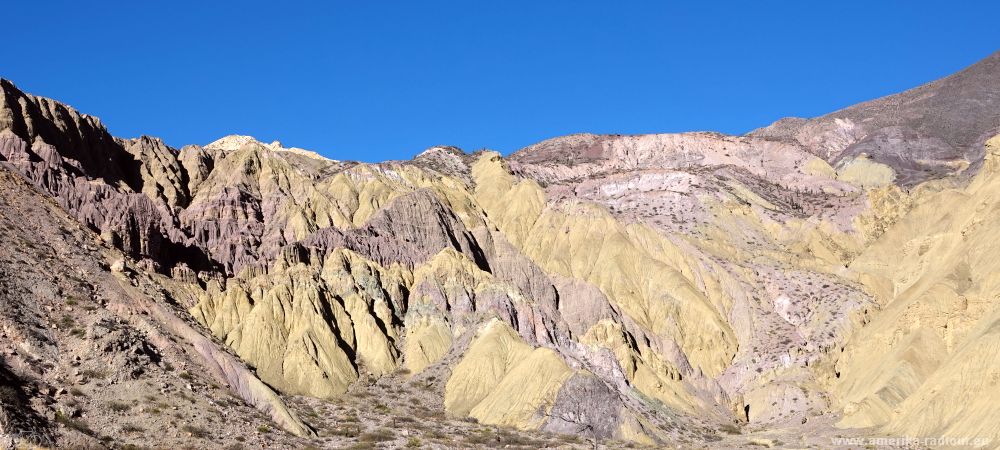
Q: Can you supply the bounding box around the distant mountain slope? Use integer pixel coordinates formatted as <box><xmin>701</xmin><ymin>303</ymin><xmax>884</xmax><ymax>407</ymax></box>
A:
<box><xmin>750</xmin><ymin>50</ymin><xmax>1000</xmax><ymax>185</ymax></box>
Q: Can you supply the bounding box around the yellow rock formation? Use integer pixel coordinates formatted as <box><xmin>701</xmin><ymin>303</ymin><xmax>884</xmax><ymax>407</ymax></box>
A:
<box><xmin>471</xmin><ymin>153</ymin><xmax>736</xmax><ymax>387</ymax></box>
<box><xmin>836</xmin><ymin>154</ymin><xmax>895</xmax><ymax>187</ymax></box>
<box><xmin>192</xmin><ymin>248</ymin><xmax>411</xmax><ymax>399</ymax></box>
<box><xmin>834</xmin><ymin>136</ymin><xmax>1000</xmax><ymax>443</ymax></box>
<box><xmin>445</xmin><ymin>319</ymin><xmax>573</xmax><ymax>429</ymax></box>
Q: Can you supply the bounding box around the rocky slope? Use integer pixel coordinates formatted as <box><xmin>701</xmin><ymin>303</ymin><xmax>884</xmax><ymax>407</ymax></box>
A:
<box><xmin>833</xmin><ymin>134</ymin><xmax>1000</xmax><ymax>440</ymax></box>
<box><xmin>750</xmin><ymin>50</ymin><xmax>1000</xmax><ymax>186</ymax></box>
<box><xmin>1</xmin><ymin>50</ymin><xmax>999</xmax><ymax>449</ymax></box>
<box><xmin>0</xmin><ymin>167</ymin><xmax>313</xmax><ymax>448</ymax></box>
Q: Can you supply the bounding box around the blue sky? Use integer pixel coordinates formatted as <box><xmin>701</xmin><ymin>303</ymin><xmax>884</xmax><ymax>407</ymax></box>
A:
<box><xmin>2</xmin><ymin>1</ymin><xmax>998</xmax><ymax>162</ymax></box>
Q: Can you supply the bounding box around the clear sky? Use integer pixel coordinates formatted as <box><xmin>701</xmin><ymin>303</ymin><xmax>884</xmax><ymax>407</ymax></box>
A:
<box><xmin>2</xmin><ymin>1</ymin><xmax>998</xmax><ymax>162</ymax></box>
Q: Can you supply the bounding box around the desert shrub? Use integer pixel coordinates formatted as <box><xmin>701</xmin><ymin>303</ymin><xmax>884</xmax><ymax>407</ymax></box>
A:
<box><xmin>182</xmin><ymin>424</ymin><xmax>210</xmax><ymax>439</ymax></box>
<box><xmin>325</xmin><ymin>425</ymin><xmax>361</xmax><ymax>438</ymax></box>
<box><xmin>55</xmin><ymin>411</ymin><xmax>93</xmax><ymax>435</ymax></box>
<box><xmin>121</xmin><ymin>423</ymin><xmax>144</xmax><ymax>433</ymax></box>
<box><xmin>0</xmin><ymin>385</ymin><xmax>18</xmax><ymax>403</ymax></box>
<box><xmin>107</xmin><ymin>400</ymin><xmax>131</xmax><ymax>412</ymax></box>
<box><xmin>719</xmin><ymin>423</ymin><xmax>741</xmax><ymax>435</ymax></box>
<box><xmin>358</xmin><ymin>428</ymin><xmax>394</xmax><ymax>442</ymax></box>
<box><xmin>78</xmin><ymin>369</ymin><xmax>106</xmax><ymax>379</ymax></box>
<box><xmin>345</xmin><ymin>443</ymin><xmax>377</xmax><ymax>450</ymax></box>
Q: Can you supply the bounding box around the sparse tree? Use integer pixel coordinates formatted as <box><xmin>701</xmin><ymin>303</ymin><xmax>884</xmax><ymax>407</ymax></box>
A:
<box><xmin>539</xmin><ymin>375</ymin><xmax>620</xmax><ymax>450</ymax></box>
<box><xmin>542</xmin><ymin>396</ymin><xmax>601</xmax><ymax>450</ymax></box>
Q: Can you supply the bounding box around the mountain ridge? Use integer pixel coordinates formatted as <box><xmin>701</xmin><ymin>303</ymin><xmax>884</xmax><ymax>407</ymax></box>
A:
<box><xmin>1</xmin><ymin>51</ymin><xmax>999</xmax><ymax>449</ymax></box>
